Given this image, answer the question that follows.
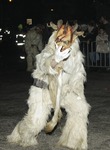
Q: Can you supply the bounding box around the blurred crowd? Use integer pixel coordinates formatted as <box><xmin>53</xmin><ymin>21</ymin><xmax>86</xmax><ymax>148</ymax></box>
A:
<box><xmin>0</xmin><ymin>15</ymin><xmax>110</xmax><ymax>71</ymax></box>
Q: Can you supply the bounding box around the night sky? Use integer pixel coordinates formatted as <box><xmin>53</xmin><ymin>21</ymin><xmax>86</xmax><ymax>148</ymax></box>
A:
<box><xmin>0</xmin><ymin>0</ymin><xmax>110</xmax><ymax>28</ymax></box>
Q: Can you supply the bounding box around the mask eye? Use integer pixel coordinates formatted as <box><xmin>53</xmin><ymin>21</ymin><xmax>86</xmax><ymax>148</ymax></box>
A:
<box><xmin>56</xmin><ymin>37</ymin><xmax>62</xmax><ymax>42</ymax></box>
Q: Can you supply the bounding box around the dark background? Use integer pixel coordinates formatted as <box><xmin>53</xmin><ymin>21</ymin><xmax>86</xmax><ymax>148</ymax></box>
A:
<box><xmin>0</xmin><ymin>0</ymin><xmax>110</xmax><ymax>29</ymax></box>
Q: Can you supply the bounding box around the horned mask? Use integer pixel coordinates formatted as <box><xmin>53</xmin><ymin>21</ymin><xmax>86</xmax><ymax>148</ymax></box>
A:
<box><xmin>47</xmin><ymin>20</ymin><xmax>84</xmax><ymax>51</ymax></box>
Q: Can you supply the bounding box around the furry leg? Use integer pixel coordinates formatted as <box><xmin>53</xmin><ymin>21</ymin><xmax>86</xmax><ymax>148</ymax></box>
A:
<box><xmin>58</xmin><ymin>94</ymin><xmax>91</xmax><ymax>150</ymax></box>
<box><xmin>7</xmin><ymin>86</ymin><xmax>52</xmax><ymax>147</ymax></box>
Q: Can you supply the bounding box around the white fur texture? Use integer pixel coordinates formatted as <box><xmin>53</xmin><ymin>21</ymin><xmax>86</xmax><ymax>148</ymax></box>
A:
<box><xmin>7</xmin><ymin>86</ymin><xmax>52</xmax><ymax>147</ymax></box>
<box><xmin>7</xmin><ymin>31</ymin><xmax>91</xmax><ymax>149</ymax></box>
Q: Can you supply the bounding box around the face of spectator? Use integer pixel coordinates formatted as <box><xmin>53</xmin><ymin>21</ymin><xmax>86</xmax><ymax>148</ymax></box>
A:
<box><xmin>99</xmin><ymin>29</ymin><xmax>104</xmax><ymax>34</ymax></box>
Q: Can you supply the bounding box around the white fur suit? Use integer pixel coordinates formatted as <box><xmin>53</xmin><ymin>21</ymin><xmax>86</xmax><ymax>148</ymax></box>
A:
<box><xmin>7</xmin><ymin>24</ymin><xmax>91</xmax><ymax>150</ymax></box>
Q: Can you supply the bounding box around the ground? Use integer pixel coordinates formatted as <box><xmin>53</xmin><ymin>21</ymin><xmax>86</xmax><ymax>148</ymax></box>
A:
<box><xmin>0</xmin><ymin>68</ymin><xmax>110</xmax><ymax>150</ymax></box>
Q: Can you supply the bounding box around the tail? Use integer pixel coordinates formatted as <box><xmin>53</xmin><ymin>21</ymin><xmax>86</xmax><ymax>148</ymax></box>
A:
<box><xmin>44</xmin><ymin>109</ymin><xmax>62</xmax><ymax>133</ymax></box>
<box><xmin>44</xmin><ymin>72</ymin><xmax>62</xmax><ymax>133</ymax></box>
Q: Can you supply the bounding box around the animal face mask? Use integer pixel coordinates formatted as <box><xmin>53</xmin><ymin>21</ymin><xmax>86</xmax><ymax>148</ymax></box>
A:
<box><xmin>48</xmin><ymin>21</ymin><xmax>83</xmax><ymax>51</ymax></box>
<box><xmin>55</xmin><ymin>25</ymin><xmax>73</xmax><ymax>51</ymax></box>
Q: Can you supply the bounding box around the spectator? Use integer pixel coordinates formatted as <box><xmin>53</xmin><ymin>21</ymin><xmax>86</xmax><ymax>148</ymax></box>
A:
<box><xmin>99</xmin><ymin>16</ymin><xmax>110</xmax><ymax>50</ymax></box>
<box><xmin>96</xmin><ymin>27</ymin><xmax>110</xmax><ymax>67</ymax></box>
<box><xmin>86</xmin><ymin>20</ymin><xmax>98</xmax><ymax>43</ymax></box>
<box><xmin>86</xmin><ymin>20</ymin><xmax>98</xmax><ymax>64</ymax></box>
<box><xmin>42</xmin><ymin>23</ymin><xmax>53</xmax><ymax>45</ymax></box>
<box><xmin>96</xmin><ymin>28</ymin><xmax>109</xmax><ymax>53</ymax></box>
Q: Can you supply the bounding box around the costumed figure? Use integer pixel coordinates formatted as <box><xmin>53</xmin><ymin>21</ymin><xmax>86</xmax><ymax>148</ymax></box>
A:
<box><xmin>25</xmin><ymin>25</ymin><xmax>44</xmax><ymax>72</ymax></box>
<box><xmin>7</xmin><ymin>20</ymin><xmax>91</xmax><ymax>150</ymax></box>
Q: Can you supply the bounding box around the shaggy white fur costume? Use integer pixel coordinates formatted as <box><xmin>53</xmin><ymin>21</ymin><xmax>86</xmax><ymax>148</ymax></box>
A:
<box><xmin>7</xmin><ymin>30</ymin><xmax>91</xmax><ymax>149</ymax></box>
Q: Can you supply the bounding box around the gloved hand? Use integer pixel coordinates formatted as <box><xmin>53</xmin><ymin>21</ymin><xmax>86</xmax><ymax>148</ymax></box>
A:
<box><xmin>54</xmin><ymin>44</ymin><xmax>71</xmax><ymax>63</ymax></box>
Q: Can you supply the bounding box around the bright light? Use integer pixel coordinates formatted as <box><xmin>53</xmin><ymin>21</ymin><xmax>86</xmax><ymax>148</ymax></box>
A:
<box><xmin>4</xmin><ymin>30</ymin><xmax>10</xmax><ymax>34</ymax></box>
<box><xmin>20</xmin><ymin>56</ymin><xmax>25</xmax><ymax>60</ymax></box>
<box><xmin>51</xmin><ymin>8</ymin><xmax>54</xmax><ymax>12</ymax></box>
<box><xmin>9</xmin><ymin>0</ymin><xmax>13</xmax><ymax>2</ymax></box>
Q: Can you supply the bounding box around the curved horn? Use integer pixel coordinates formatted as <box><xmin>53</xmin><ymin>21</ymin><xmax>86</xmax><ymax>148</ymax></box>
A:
<box><xmin>47</xmin><ymin>23</ymin><xmax>51</xmax><ymax>28</ymax></box>
<box><xmin>72</xmin><ymin>23</ymin><xmax>78</xmax><ymax>32</ymax></box>
<box><xmin>57</xmin><ymin>19</ymin><xmax>63</xmax><ymax>29</ymax></box>
<box><xmin>65</xmin><ymin>21</ymin><xmax>69</xmax><ymax>26</ymax></box>
<box><xmin>75</xmin><ymin>31</ymin><xmax>85</xmax><ymax>38</ymax></box>
<box><xmin>47</xmin><ymin>22</ymin><xmax>57</xmax><ymax>30</ymax></box>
